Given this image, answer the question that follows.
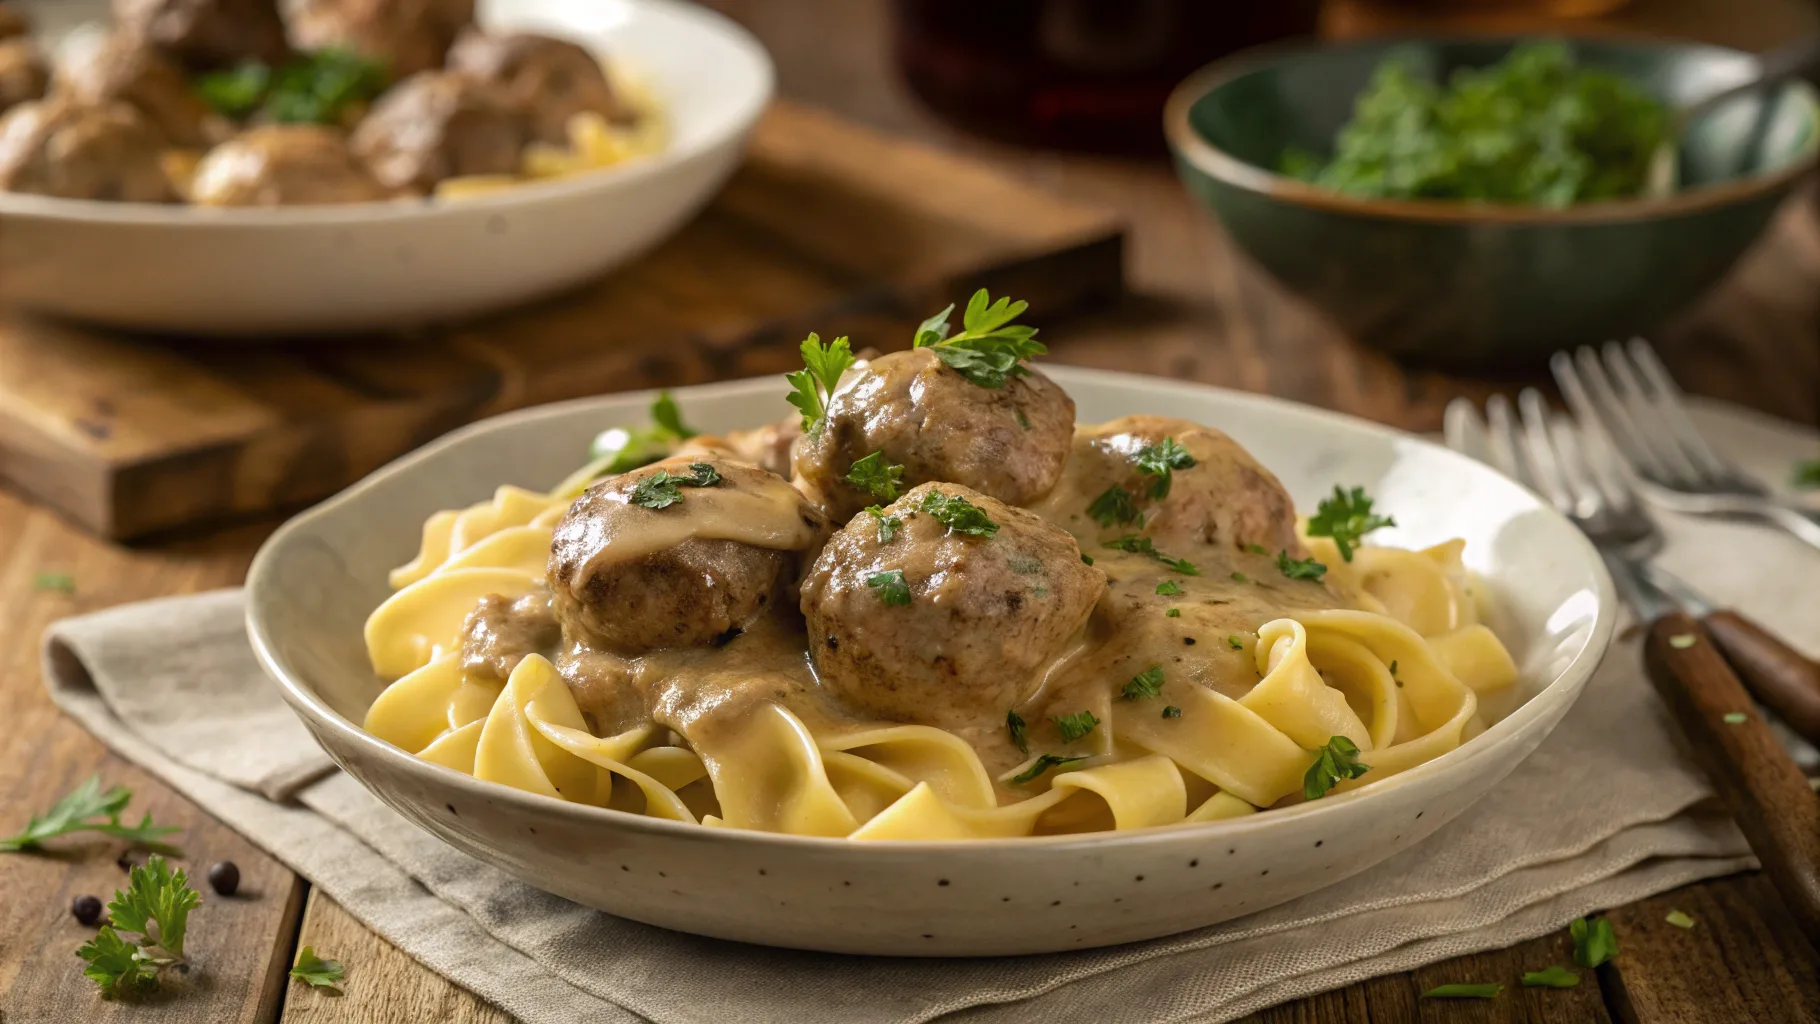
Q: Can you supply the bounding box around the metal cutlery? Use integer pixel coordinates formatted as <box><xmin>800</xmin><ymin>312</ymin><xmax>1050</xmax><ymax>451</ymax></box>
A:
<box><xmin>1550</xmin><ymin>338</ymin><xmax>1820</xmax><ymax>554</ymax></box>
<box><xmin>1445</xmin><ymin>391</ymin><xmax>1820</xmax><ymax>945</ymax></box>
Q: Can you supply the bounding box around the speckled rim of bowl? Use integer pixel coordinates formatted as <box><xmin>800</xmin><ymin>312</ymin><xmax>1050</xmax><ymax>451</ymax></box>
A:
<box><xmin>247</xmin><ymin>367</ymin><xmax>1618</xmax><ymax>854</ymax></box>
<box><xmin>0</xmin><ymin>0</ymin><xmax>774</xmax><ymax>227</ymax></box>
<box><xmin>1163</xmin><ymin>33</ymin><xmax>1820</xmax><ymax>225</ymax></box>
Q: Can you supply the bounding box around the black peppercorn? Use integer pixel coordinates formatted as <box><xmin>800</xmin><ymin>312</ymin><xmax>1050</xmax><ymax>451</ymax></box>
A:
<box><xmin>71</xmin><ymin>895</ymin><xmax>103</xmax><ymax>926</ymax></box>
<box><xmin>208</xmin><ymin>860</ymin><xmax>240</xmax><ymax>897</ymax></box>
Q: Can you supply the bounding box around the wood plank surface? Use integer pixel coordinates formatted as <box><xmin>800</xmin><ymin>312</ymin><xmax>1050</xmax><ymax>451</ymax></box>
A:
<box><xmin>282</xmin><ymin>892</ymin><xmax>509</xmax><ymax>1024</ymax></box>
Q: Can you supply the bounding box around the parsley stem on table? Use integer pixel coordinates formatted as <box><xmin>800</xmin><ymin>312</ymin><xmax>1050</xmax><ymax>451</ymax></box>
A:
<box><xmin>1</xmin><ymin>777</ymin><xmax>181</xmax><ymax>855</ymax></box>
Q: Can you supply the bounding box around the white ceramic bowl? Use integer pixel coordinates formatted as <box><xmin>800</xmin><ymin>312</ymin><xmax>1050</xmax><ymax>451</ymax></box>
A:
<box><xmin>246</xmin><ymin>369</ymin><xmax>1616</xmax><ymax>956</ymax></box>
<box><xmin>0</xmin><ymin>0</ymin><xmax>772</xmax><ymax>336</ymax></box>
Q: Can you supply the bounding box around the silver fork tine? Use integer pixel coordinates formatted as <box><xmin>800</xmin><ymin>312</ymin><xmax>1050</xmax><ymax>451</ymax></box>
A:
<box><xmin>1600</xmin><ymin>340</ymin><xmax>1706</xmax><ymax>486</ymax></box>
<box><xmin>1563</xmin><ymin>347</ymin><xmax>1672</xmax><ymax>483</ymax></box>
<box><xmin>1516</xmin><ymin>389</ymin><xmax>1577</xmax><ymax>515</ymax></box>
<box><xmin>1624</xmin><ymin>339</ymin><xmax>1743</xmax><ymax>487</ymax></box>
<box><xmin>1442</xmin><ymin>397</ymin><xmax>1489</xmax><ymax>467</ymax></box>
<box><xmin>1483</xmin><ymin>393</ymin><xmax>1532</xmax><ymax>490</ymax></box>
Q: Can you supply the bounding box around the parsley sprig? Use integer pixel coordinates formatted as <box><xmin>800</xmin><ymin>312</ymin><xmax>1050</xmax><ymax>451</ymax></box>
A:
<box><xmin>866</xmin><ymin>569</ymin><xmax>911</xmax><ymax>606</ymax></box>
<box><xmin>290</xmin><ymin>946</ymin><xmax>347</xmax><ymax>993</ymax></box>
<box><xmin>1421</xmin><ymin>983</ymin><xmax>1502</xmax><ymax>1000</ymax></box>
<box><xmin>1053</xmin><ymin>711</ymin><xmax>1101</xmax><ymax>743</ymax></box>
<box><xmin>865</xmin><ymin>506</ymin><xmax>902</xmax><ymax>544</ymax></box>
<box><xmin>1</xmin><ymin>776</ymin><xmax>181</xmax><ymax>854</ymax></box>
<box><xmin>1306</xmin><ymin>485</ymin><xmax>1395</xmax><ymax>562</ymax></box>
<box><xmin>585</xmin><ymin>391</ymin><xmax>699</xmax><ymax>479</ymax></box>
<box><xmin>628</xmin><ymin>462</ymin><xmax>721</xmax><ymax>509</ymax></box>
<box><xmin>1121</xmin><ymin>666</ymin><xmax>1165</xmax><ymax>700</ymax></box>
<box><xmin>1007</xmin><ymin>711</ymin><xmax>1029</xmax><ymax>754</ymax></box>
<box><xmin>1087</xmin><ymin>486</ymin><xmax>1142</xmax><ymax>528</ymax></box>
<box><xmin>912</xmin><ymin>289</ymin><xmax>1045</xmax><ymax>389</ymax></box>
<box><xmin>77</xmin><ymin>855</ymin><xmax>202</xmax><ymax>999</ymax></box>
<box><xmin>1011</xmin><ymin>753</ymin><xmax>1088</xmax><ymax>784</ymax></box>
<box><xmin>1276</xmin><ymin>550</ymin><xmax>1328</xmax><ymax>582</ymax></box>
<box><xmin>785</xmin><ymin>333</ymin><xmax>856</xmax><ymax>439</ymax></box>
<box><xmin>1303</xmin><ymin>736</ymin><xmax>1371</xmax><ymax>799</ymax></box>
<box><xmin>1104</xmin><ymin>535</ymin><xmax>1199</xmax><ymax>575</ymax></box>
<box><xmin>845</xmin><ymin>452</ymin><xmax>905</xmax><ymax>502</ymax></box>
<box><xmin>919</xmin><ymin>490</ymin><xmax>998</xmax><ymax>537</ymax></box>
<box><xmin>1135</xmin><ymin>438</ymin><xmax>1196</xmax><ymax>499</ymax></box>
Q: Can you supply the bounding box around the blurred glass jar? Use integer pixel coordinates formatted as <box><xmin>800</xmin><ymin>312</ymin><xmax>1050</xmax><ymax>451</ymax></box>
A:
<box><xmin>892</xmin><ymin>0</ymin><xmax>1322</xmax><ymax>153</ymax></box>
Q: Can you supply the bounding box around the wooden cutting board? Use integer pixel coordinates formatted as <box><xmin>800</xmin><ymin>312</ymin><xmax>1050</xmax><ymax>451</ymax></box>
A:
<box><xmin>0</xmin><ymin>101</ymin><xmax>1124</xmax><ymax>540</ymax></box>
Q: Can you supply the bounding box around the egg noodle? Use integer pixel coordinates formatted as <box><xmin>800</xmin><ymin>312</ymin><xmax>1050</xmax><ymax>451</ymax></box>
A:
<box><xmin>361</xmin><ymin>453</ymin><xmax>1519</xmax><ymax>841</ymax></box>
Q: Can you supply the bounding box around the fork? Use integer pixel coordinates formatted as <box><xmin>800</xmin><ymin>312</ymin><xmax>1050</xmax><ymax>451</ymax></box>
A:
<box><xmin>1445</xmin><ymin>391</ymin><xmax>1820</xmax><ymax>945</ymax></box>
<box><xmin>1550</xmin><ymin>339</ymin><xmax>1820</xmax><ymax>554</ymax></box>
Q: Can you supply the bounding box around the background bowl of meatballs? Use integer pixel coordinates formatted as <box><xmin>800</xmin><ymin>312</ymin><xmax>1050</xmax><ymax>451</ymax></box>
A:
<box><xmin>0</xmin><ymin>0</ymin><xmax>772</xmax><ymax>335</ymax></box>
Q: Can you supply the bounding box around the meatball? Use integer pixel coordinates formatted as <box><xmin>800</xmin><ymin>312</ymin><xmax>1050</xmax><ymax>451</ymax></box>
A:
<box><xmin>349</xmin><ymin>71</ymin><xmax>526</xmax><ymax>193</ymax></box>
<box><xmin>1034</xmin><ymin>415</ymin><xmax>1302</xmax><ymax>554</ymax></box>
<box><xmin>191</xmin><ymin>124</ymin><xmax>389</xmax><ymax>205</ymax></box>
<box><xmin>59</xmin><ymin>34</ymin><xmax>223</xmax><ymax>148</ymax></box>
<box><xmin>801</xmin><ymin>482</ymin><xmax>1105</xmax><ymax>730</ymax></box>
<box><xmin>286</xmin><ymin>0</ymin><xmax>475</xmax><ymax>79</ymax></box>
<box><xmin>113</xmin><ymin>0</ymin><xmax>289</xmax><ymax>69</ymax></box>
<box><xmin>549</xmin><ymin>455</ymin><xmax>828</xmax><ymax>654</ymax></box>
<box><xmin>0</xmin><ymin>98</ymin><xmax>174</xmax><ymax>202</ymax></box>
<box><xmin>0</xmin><ymin>3</ymin><xmax>29</xmax><ymax>40</ymax></box>
<box><xmin>446</xmin><ymin>30</ymin><xmax>628</xmax><ymax>144</ymax></box>
<box><xmin>793</xmin><ymin>347</ymin><xmax>1075</xmax><ymax>523</ymax></box>
<box><xmin>458</xmin><ymin>592</ymin><xmax>559</xmax><ymax>682</ymax></box>
<box><xmin>0</xmin><ymin>38</ymin><xmax>46</xmax><ymax>116</ymax></box>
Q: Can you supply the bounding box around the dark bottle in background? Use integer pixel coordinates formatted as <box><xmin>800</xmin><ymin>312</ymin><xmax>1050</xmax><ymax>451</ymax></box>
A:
<box><xmin>892</xmin><ymin>0</ymin><xmax>1322</xmax><ymax>154</ymax></box>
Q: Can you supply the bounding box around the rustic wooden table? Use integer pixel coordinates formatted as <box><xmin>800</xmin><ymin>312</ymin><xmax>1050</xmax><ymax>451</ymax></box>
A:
<box><xmin>4</xmin><ymin>0</ymin><xmax>1820</xmax><ymax>1021</ymax></box>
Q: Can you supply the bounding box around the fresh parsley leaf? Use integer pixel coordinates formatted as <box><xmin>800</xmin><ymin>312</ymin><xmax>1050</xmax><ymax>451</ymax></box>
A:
<box><xmin>784</xmin><ymin>333</ymin><xmax>855</xmax><ymax>439</ymax></box>
<box><xmin>194</xmin><ymin>61</ymin><xmax>272</xmax><ymax>118</ymax></box>
<box><xmin>846</xmin><ymin>452</ymin><xmax>905</xmax><ymax>502</ymax></box>
<box><xmin>1306</xmin><ymin>485</ymin><xmax>1395</xmax><ymax>562</ymax></box>
<box><xmin>1121</xmin><ymin>667</ymin><xmax>1165</xmax><ymax>700</ymax></box>
<box><xmin>1245</xmin><ymin>543</ymin><xmax>1269</xmax><ymax>556</ymax></box>
<box><xmin>1162</xmin><ymin>705</ymin><xmax>1182</xmax><ymax>719</ymax></box>
<box><xmin>867</xmin><ymin>569</ymin><xmax>911</xmax><ymax>606</ymax></box>
<box><xmin>683</xmin><ymin>462</ymin><xmax>721</xmax><ymax>487</ymax></box>
<box><xmin>1276</xmin><ymin>550</ymin><xmax>1328</xmax><ymax>582</ymax></box>
<box><xmin>1227</xmin><ymin>635</ymin><xmax>1244</xmax><ymax>650</ymax></box>
<box><xmin>1011</xmin><ymin>753</ymin><xmax>1088</xmax><ymax>784</ymax></box>
<box><xmin>1570</xmin><ymin>916</ymin><xmax>1618</xmax><ymax>968</ymax></box>
<box><xmin>1230</xmin><ymin>571</ymin><xmax>1248</xmax><ymax>583</ymax></box>
<box><xmin>1522</xmin><ymin>965</ymin><xmax>1581</xmax><ymax>988</ymax></box>
<box><xmin>1665</xmin><ymin>909</ymin><xmax>1695</xmax><ymax>929</ymax></box>
<box><xmin>1053</xmin><ymin>711</ymin><xmax>1101</xmax><ymax>743</ymax></box>
<box><xmin>0</xmin><ymin>776</ymin><xmax>180</xmax><ymax>854</ymax></box>
<box><xmin>1155</xmin><ymin>580</ymin><xmax>1183</xmax><ymax>596</ymax></box>
<box><xmin>33</xmin><ymin>571</ymin><xmax>75</xmax><ymax>594</ymax></box>
<box><xmin>628</xmin><ymin>464</ymin><xmax>718</xmax><ymax>509</ymax></box>
<box><xmin>1104</xmin><ymin>535</ymin><xmax>1199</xmax><ymax>575</ymax></box>
<box><xmin>865</xmin><ymin>505</ymin><xmax>902</xmax><ymax>544</ymax></box>
<box><xmin>290</xmin><ymin>946</ymin><xmax>346</xmax><ymax>993</ymax></box>
<box><xmin>1164</xmin><ymin>608</ymin><xmax>1180</xmax><ymax>618</ymax></box>
<box><xmin>199</xmin><ymin>48</ymin><xmax>389</xmax><ymax>126</ymax></box>
<box><xmin>1007</xmin><ymin>711</ymin><xmax>1028</xmax><ymax>754</ymax></box>
<box><xmin>1135</xmin><ymin>438</ymin><xmax>1197</xmax><ymax>499</ymax></box>
<box><xmin>586</xmin><ymin>391</ymin><xmax>700</xmax><ymax>478</ymax></box>
<box><xmin>1080</xmin><ymin>553</ymin><xmax>1094</xmax><ymax>566</ymax></box>
<box><xmin>1793</xmin><ymin>457</ymin><xmax>1820</xmax><ymax>489</ymax></box>
<box><xmin>919</xmin><ymin>490</ymin><xmax>998</xmax><ymax>537</ymax></box>
<box><xmin>77</xmin><ymin>926</ymin><xmax>158</xmax><ymax>998</ymax></box>
<box><xmin>1421</xmin><ymin>983</ymin><xmax>1502</xmax><ymax>1000</ymax></box>
<box><xmin>108</xmin><ymin>854</ymin><xmax>201</xmax><ymax>960</ymax></box>
<box><xmin>1087</xmin><ymin>486</ymin><xmax>1143</xmax><ymax>528</ymax></box>
<box><xmin>650</xmin><ymin>391</ymin><xmax>698</xmax><ymax>439</ymax></box>
<box><xmin>1303</xmin><ymin>736</ymin><xmax>1371</xmax><ymax>800</ymax></box>
<box><xmin>910</xmin><ymin>289</ymin><xmax>1046</xmax><ymax>389</ymax></box>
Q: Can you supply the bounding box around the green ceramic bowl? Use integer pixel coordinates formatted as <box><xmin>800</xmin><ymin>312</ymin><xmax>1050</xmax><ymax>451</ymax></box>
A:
<box><xmin>1165</xmin><ymin>37</ymin><xmax>1820</xmax><ymax>365</ymax></box>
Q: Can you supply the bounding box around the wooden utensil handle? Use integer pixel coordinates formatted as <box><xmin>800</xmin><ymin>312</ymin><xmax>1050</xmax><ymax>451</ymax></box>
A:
<box><xmin>1644</xmin><ymin>612</ymin><xmax>1820</xmax><ymax>946</ymax></box>
<box><xmin>1704</xmin><ymin>610</ymin><xmax>1820</xmax><ymax>745</ymax></box>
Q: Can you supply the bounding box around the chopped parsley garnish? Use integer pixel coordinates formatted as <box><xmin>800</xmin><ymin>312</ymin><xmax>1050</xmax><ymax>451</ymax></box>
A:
<box><xmin>1081</xmin><ymin>553</ymin><xmax>1094</xmax><ymax>566</ymax></box>
<box><xmin>1303</xmin><ymin>736</ymin><xmax>1371</xmax><ymax>800</ymax></box>
<box><xmin>865</xmin><ymin>506</ymin><xmax>902</xmax><ymax>544</ymax></box>
<box><xmin>1570</xmin><ymin>916</ymin><xmax>1618</xmax><ymax>968</ymax></box>
<box><xmin>1245</xmin><ymin>543</ymin><xmax>1269</xmax><ymax>556</ymax></box>
<box><xmin>919</xmin><ymin>490</ymin><xmax>998</xmax><ymax>537</ymax></box>
<box><xmin>1012</xmin><ymin>753</ymin><xmax>1089</xmax><ymax>784</ymax></box>
<box><xmin>1164</xmin><ymin>608</ymin><xmax>1180</xmax><ymax>618</ymax></box>
<box><xmin>1121</xmin><ymin>666</ymin><xmax>1165</xmax><ymax>700</ymax></box>
<box><xmin>785</xmin><ymin>333</ymin><xmax>855</xmax><ymax>439</ymax></box>
<box><xmin>196</xmin><ymin>48</ymin><xmax>389</xmax><ymax>126</ymax></box>
<box><xmin>683</xmin><ymin>462</ymin><xmax>720</xmax><ymax>486</ymax></box>
<box><xmin>1104</xmin><ymin>535</ymin><xmax>1199</xmax><ymax>575</ymax></box>
<box><xmin>290</xmin><ymin>946</ymin><xmax>346</xmax><ymax>993</ymax></box>
<box><xmin>1088</xmin><ymin>486</ymin><xmax>1143</xmax><ymax>528</ymax></box>
<box><xmin>1155</xmin><ymin>580</ymin><xmax>1183</xmax><ymax>596</ymax></box>
<box><xmin>1007</xmin><ymin>711</ymin><xmax>1029</xmax><ymax>754</ymax></box>
<box><xmin>77</xmin><ymin>854</ymin><xmax>201</xmax><ymax>998</ymax></box>
<box><xmin>911</xmin><ymin>289</ymin><xmax>1045</xmax><ymax>389</ymax></box>
<box><xmin>1421</xmin><ymin>983</ymin><xmax>1502</xmax><ymax>1000</ymax></box>
<box><xmin>628</xmin><ymin>463</ymin><xmax>719</xmax><ymax>509</ymax></box>
<box><xmin>866</xmin><ymin>570</ymin><xmax>911</xmax><ymax>606</ymax></box>
<box><xmin>1015</xmin><ymin>408</ymin><xmax>1031</xmax><ymax>429</ymax></box>
<box><xmin>1665</xmin><ymin>909</ymin><xmax>1695</xmax><ymax>929</ymax></box>
<box><xmin>1135</xmin><ymin>438</ymin><xmax>1197</xmax><ymax>499</ymax></box>
<box><xmin>1276</xmin><ymin>550</ymin><xmax>1328</xmax><ymax>582</ymax></box>
<box><xmin>1521</xmin><ymin>965</ymin><xmax>1581</xmax><ymax>988</ymax></box>
<box><xmin>1230</xmin><ymin>571</ymin><xmax>1248</xmax><ymax>583</ymax></box>
<box><xmin>1795</xmin><ymin>457</ymin><xmax>1820</xmax><ymax>489</ymax></box>
<box><xmin>1306</xmin><ymin>485</ymin><xmax>1395</xmax><ymax>562</ymax></box>
<box><xmin>1389</xmin><ymin>660</ymin><xmax>1399</xmax><ymax>677</ymax></box>
<box><xmin>585</xmin><ymin>391</ymin><xmax>699</xmax><ymax>477</ymax></box>
<box><xmin>1053</xmin><ymin>711</ymin><xmax>1101</xmax><ymax>743</ymax></box>
<box><xmin>1162</xmin><ymin>705</ymin><xmax>1182</xmax><ymax>719</ymax></box>
<box><xmin>1227</xmin><ymin>635</ymin><xmax>1244</xmax><ymax>650</ymax></box>
<box><xmin>1</xmin><ymin>776</ymin><xmax>180</xmax><ymax>854</ymax></box>
<box><xmin>845</xmin><ymin>452</ymin><xmax>905</xmax><ymax>502</ymax></box>
<box><xmin>33</xmin><ymin>571</ymin><xmax>75</xmax><ymax>594</ymax></box>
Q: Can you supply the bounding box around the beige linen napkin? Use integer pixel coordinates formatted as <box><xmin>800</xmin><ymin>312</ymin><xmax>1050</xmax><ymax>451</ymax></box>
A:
<box><xmin>37</xmin><ymin>399</ymin><xmax>1820</xmax><ymax>1024</ymax></box>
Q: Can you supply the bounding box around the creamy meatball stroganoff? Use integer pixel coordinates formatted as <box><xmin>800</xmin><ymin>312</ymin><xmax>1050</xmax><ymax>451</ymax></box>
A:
<box><xmin>362</xmin><ymin>294</ymin><xmax>1519</xmax><ymax>840</ymax></box>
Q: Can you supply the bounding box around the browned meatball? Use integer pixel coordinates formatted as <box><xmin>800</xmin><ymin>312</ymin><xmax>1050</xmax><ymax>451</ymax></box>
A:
<box><xmin>0</xmin><ymin>3</ymin><xmax>28</xmax><ymax>40</ymax></box>
<box><xmin>0</xmin><ymin>98</ymin><xmax>174</xmax><ymax>202</ymax></box>
<box><xmin>800</xmin><ymin>482</ymin><xmax>1105</xmax><ymax>730</ymax></box>
<box><xmin>286</xmin><ymin>0</ymin><xmax>475</xmax><ymax>79</ymax></box>
<box><xmin>113</xmin><ymin>0</ymin><xmax>289</xmax><ymax>69</ymax></box>
<box><xmin>446</xmin><ymin>30</ymin><xmax>628</xmax><ymax>144</ymax></box>
<box><xmin>793</xmin><ymin>348</ymin><xmax>1075</xmax><ymax>524</ymax></box>
<box><xmin>0</xmin><ymin>39</ymin><xmax>46</xmax><ymax>116</ymax></box>
<box><xmin>458</xmin><ymin>591</ymin><xmax>559</xmax><ymax>682</ymax></box>
<box><xmin>191</xmin><ymin>124</ymin><xmax>389</xmax><ymax>205</ymax></box>
<box><xmin>349</xmin><ymin>71</ymin><xmax>526</xmax><ymax>193</ymax></box>
<box><xmin>549</xmin><ymin>455</ymin><xmax>828</xmax><ymax>655</ymax></box>
<box><xmin>1033</xmin><ymin>415</ymin><xmax>1302</xmax><ymax>555</ymax></box>
<box><xmin>60</xmin><ymin>34</ymin><xmax>223</xmax><ymax>148</ymax></box>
